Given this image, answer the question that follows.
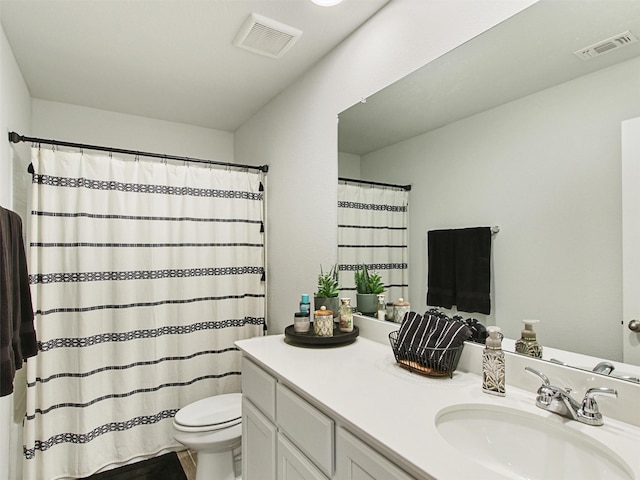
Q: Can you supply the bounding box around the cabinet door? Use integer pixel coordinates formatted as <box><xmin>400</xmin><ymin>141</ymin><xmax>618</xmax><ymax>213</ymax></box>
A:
<box><xmin>276</xmin><ymin>384</ymin><xmax>334</xmax><ymax>477</ymax></box>
<box><xmin>242</xmin><ymin>398</ymin><xmax>277</xmax><ymax>480</ymax></box>
<box><xmin>277</xmin><ymin>433</ymin><xmax>329</xmax><ymax>480</ymax></box>
<box><xmin>335</xmin><ymin>428</ymin><xmax>416</xmax><ymax>480</ymax></box>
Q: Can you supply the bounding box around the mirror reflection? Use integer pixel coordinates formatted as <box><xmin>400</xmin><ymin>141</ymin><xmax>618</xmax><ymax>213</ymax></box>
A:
<box><xmin>338</xmin><ymin>0</ymin><xmax>640</xmax><ymax>378</ymax></box>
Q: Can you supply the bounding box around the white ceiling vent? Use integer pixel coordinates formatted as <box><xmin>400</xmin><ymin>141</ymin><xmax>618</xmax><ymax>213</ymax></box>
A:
<box><xmin>574</xmin><ymin>31</ymin><xmax>638</xmax><ymax>60</ymax></box>
<box><xmin>234</xmin><ymin>13</ymin><xmax>302</xmax><ymax>59</ymax></box>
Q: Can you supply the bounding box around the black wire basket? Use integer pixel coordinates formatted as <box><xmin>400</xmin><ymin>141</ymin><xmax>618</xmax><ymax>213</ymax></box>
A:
<box><xmin>388</xmin><ymin>330</ymin><xmax>464</xmax><ymax>378</ymax></box>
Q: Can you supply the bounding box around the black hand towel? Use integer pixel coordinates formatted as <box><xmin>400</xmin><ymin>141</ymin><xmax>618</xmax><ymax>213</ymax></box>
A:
<box><xmin>455</xmin><ymin>227</ymin><xmax>491</xmax><ymax>315</ymax></box>
<box><xmin>1</xmin><ymin>207</ymin><xmax>38</xmax><ymax>397</ymax></box>
<box><xmin>426</xmin><ymin>229</ymin><xmax>455</xmax><ymax>309</ymax></box>
<box><xmin>426</xmin><ymin>227</ymin><xmax>492</xmax><ymax>315</ymax></box>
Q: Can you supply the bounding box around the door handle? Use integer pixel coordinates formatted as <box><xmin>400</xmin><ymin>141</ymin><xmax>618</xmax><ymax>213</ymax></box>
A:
<box><xmin>629</xmin><ymin>319</ymin><xmax>640</xmax><ymax>332</ymax></box>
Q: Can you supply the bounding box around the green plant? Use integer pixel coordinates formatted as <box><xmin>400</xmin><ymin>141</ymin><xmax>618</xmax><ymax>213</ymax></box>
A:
<box><xmin>316</xmin><ymin>264</ymin><xmax>339</xmax><ymax>298</ymax></box>
<box><xmin>354</xmin><ymin>264</ymin><xmax>384</xmax><ymax>295</ymax></box>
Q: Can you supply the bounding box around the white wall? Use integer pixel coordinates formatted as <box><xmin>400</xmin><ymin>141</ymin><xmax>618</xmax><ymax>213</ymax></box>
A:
<box><xmin>1</xmin><ymin>18</ymin><xmax>32</xmax><ymax>480</ymax></box>
<box><xmin>361</xmin><ymin>56</ymin><xmax>640</xmax><ymax>361</ymax></box>
<box><xmin>32</xmin><ymin>99</ymin><xmax>235</xmax><ymax>163</ymax></box>
<box><xmin>235</xmin><ymin>0</ymin><xmax>537</xmax><ymax>334</ymax></box>
<box><xmin>338</xmin><ymin>151</ymin><xmax>361</xmax><ymax>178</ymax></box>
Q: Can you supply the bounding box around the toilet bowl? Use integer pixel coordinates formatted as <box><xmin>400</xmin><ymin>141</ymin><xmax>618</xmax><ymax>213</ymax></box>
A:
<box><xmin>173</xmin><ymin>392</ymin><xmax>242</xmax><ymax>480</ymax></box>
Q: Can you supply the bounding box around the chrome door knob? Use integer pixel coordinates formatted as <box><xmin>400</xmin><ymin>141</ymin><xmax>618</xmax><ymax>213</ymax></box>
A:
<box><xmin>629</xmin><ymin>319</ymin><xmax>640</xmax><ymax>332</ymax></box>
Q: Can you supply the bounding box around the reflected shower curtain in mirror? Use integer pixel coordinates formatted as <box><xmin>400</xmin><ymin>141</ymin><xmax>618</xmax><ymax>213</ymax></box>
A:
<box><xmin>338</xmin><ymin>183</ymin><xmax>409</xmax><ymax>305</ymax></box>
<box><xmin>23</xmin><ymin>147</ymin><xmax>265</xmax><ymax>479</ymax></box>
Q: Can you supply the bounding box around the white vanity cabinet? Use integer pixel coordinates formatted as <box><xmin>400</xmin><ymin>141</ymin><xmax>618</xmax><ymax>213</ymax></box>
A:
<box><xmin>278</xmin><ymin>434</ymin><xmax>328</xmax><ymax>480</ymax></box>
<box><xmin>242</xmin><ymin>356</ymin><xmax>334</xmax><ymax>480</ymax></box>
<box><xmin>335</xmin><ymin>428</ymin><xmax>415</xmax><ymax>480</ymax></box>
<box><xmin>242</xmin><ymin>397</ymin><xmax>277</xmax><ymax>480</ymax></box>
<box><xmin>241</xmin><ymin>355</ymin><xmax>417</xmax><ymax>480</ymax></box>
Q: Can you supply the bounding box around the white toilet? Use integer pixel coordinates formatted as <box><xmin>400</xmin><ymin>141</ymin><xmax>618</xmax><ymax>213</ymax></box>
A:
<box><xmin>173</xmin><ymin>392</ymin><xmax>242</xmax><ymax>480</ymax></box>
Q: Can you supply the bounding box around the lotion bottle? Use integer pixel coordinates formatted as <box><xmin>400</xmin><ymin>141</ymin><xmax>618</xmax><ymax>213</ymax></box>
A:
<box><xmin>482</xmin><ymin>326</ymin><xmax>505</xmax><ymax>396</ymax></box>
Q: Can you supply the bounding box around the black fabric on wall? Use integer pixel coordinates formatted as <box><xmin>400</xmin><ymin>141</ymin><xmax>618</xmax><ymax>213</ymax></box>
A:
<box><xmin>0</xmin><ymin>206</ymin><xmax>38</xmax><ymax>397</ymax></box>
<box><xmin>426</xmin><ymin>227</ymin><xmax>491</xmax><ymax>315</ymax></box>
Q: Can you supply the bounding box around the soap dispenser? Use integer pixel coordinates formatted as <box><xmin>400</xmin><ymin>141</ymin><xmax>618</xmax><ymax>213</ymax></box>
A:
<box><xmin>482</xmin><ymin>326</ymin><xmax>505</xmax><ymax>396</ymax></box>
<box><xmin>515</xmin><ymin>319</ymin><xmax>542</xmax><ymax>358</ymax></box>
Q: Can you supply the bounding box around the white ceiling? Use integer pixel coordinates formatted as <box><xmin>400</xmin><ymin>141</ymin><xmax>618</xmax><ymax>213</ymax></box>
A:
<box><xmin>0</xmin><ymin>0</ymin><xmax>389</xmax><ymax>132</ymax></box>
<box><xmin>338</xmin><ymin>0</ymin><xmax>640</xmax><ymax>155</ymax></box>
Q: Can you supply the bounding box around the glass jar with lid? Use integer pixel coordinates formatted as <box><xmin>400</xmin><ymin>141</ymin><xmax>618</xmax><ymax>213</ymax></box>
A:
<box><xmin>314</xmin><ymin>306</ymin><xmax>334</xmax><ymax>337</ymax></box>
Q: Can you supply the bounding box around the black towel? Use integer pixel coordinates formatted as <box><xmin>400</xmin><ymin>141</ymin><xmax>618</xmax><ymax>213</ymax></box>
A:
<box><xmin>426</xmin><ymin>227</ymin><xmax>492</xmax><ymax>315</ymax></box>
<box><xmin>396</xmin><ymin>312</ymin><xmax>471</xmax><ymax>372</ymax></box>
<box><xmin>455</xmin><ymin>227</ymin><xmax>491</xmax><ymax>315</ymax></box>
<box><xmin>1</xmin><ymin>207</ymin><xmax>38</xmax><ymax>397</ymax></box>
<box><xmin>426</xmin><ymin>229</ymin><xmax>455</xmax><ymax>309</ymax></box>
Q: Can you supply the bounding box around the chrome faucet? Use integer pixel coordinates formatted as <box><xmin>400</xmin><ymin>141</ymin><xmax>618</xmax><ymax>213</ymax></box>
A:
<box><xmin>525</xmin><ymin>367</ymin><xmax>617</xmax><ymax>426</ymax></box>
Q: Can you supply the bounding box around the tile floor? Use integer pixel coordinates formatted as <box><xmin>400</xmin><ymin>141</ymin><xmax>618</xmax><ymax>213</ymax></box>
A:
<box><xmin>176</xmin><ymin>450</ymin><xmax>197</xmax><ymax>480</ymax></box>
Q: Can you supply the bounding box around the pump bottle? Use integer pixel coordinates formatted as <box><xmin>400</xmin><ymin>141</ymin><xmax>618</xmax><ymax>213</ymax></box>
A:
<box><xmin>482</xmin><ymin>326</ymin><xmax>505</xmax><ymax>396</ymax></box>
<box><xmin>515</xmin><ymin>319</ymin><xmax>542</xmax><ymax>358</ymax></box>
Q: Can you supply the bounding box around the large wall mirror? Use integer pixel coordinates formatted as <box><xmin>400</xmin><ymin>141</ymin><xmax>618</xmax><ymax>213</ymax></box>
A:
<box><xmin>338</xmin><ymin>0</ymin><xmax>640</xmax><ymax>380</ymax></box>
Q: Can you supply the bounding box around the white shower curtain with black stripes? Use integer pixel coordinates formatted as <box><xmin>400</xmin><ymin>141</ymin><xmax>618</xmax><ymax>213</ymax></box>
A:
<box><xmin>338</xmin><ymin>183</ymin><xmax>409</xmax><ymax>304</ymax></box>
<box><xmin>23</xmin><ymin>148</ymin><xmax>265</xmax><ymax>479</ymax></box>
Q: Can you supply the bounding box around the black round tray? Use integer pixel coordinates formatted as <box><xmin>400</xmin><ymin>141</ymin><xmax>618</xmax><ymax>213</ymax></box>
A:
<box><xmin>284</xmin><ymin>324</ymin><xmax>359</xmax><ymax>347</ymax></box>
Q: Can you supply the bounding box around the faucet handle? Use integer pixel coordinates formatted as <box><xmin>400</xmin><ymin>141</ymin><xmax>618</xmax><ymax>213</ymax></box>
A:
<box><xmin>525</xmin><ymin>367</ymin><xmax>558</xmax><ymax>406</ymax></box>
<box><xmin>525</xmin><ymin>366</ymin><xmax>550</xmax><ymax>385</ymax></box>
<box><xmin>582</xmin><ymin>387</ymin><xmax>618</xmax><ymax>414</ymax></box>
<box><xmin>579</xmin><ymin>387</ymin><xmax>618</xmax><ymax>426</ymax></box>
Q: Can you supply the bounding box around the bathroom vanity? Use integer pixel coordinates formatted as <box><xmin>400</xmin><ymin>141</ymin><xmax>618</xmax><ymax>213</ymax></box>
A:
<box><xmin>236</xmin><ymin>328</ymin><xmax>640</xmax><ymax>480</ymax></box>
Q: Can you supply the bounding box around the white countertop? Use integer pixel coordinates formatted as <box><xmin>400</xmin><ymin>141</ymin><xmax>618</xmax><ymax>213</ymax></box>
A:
<box><xmin>236</xmin><ymin>334</ymin><xmax>640</xmax><ymax>480</ymax></box>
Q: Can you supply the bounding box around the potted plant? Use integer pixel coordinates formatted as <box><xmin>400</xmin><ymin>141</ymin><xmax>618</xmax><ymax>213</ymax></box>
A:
<box><xmin>354</xmin><ymin>264</ymin><xmax>385</xmax><ymax>315</ymax></box>
<box><xmin>314</xmin><ymin>264</ymin><xmax>340</xmax><ymax>318</ymax></box>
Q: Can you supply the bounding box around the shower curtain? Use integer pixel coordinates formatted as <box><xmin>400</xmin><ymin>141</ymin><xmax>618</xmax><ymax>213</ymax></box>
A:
<box><xmin>338</xmin><ymin>182</ymin><xmax>409</xmax><ymax>305</ymax></box>
<box><xmin>23</xmin><ymin>147</ymin><xmax>265</xmax><ymax>479</ymax></box>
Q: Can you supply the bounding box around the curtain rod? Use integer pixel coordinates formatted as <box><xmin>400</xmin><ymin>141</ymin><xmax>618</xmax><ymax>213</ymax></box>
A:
<box><xmin>338</xmin><ymin>176</ymin><xmax>411</xmax><ymax>191</ymax></box>
<box><xmin>8</xmin><ymin>132</ymin><xmax>269</xmax><ymax>173</ymax></box>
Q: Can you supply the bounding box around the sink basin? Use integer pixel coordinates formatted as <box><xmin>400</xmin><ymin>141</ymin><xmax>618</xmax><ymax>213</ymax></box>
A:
<box><xmin>435</xmin><ymin>404</ymin><xmax>634</xmax><ymax>480</ymax></box>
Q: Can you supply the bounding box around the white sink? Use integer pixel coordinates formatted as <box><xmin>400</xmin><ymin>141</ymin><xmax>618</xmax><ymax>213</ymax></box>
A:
<box><xmin>435</xmin><ymin>403</ymin><xmax>634</xmax><ymax>480</ymax></box>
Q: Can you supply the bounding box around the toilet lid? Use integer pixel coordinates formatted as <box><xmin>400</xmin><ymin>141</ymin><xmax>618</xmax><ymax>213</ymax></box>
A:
<box><xmin>174</xmin><ymin>393</ymin><xmax>242</xmax><ymax>431</ymax></box>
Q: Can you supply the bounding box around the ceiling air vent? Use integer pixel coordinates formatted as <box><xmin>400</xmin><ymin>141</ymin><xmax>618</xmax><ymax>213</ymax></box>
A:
<box><xmin>574</xmin><ymin>31</ymin><xmax>638</xmax><ymax>60</ymax></box>
<box><xmin>234</xmin><ymin>13</ymin><xmax>302</xmax><ymax>59</ymax></box>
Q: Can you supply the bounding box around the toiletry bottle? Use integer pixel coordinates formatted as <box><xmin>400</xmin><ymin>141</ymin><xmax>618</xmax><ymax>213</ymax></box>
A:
<box><xmin>294</xmin><ymin>311</ymin><xmax>310</xmax><ymax>333</ymax></box>
<box><xmin>482</xmin><ymin>326</ymin><xmax>505</xmax><ymax>396</ymax></box>
<box><xmin>515</xmin><ymin>319</ymin><xmax>542</xmax><ymax>358</ymax></box>
<box><xmin>299</xmin><ymin>294</ymin><xmax>310</xmax><ymax>314</ymax></box>
<box><xmin>386</xmin><ymin>302</ymin><xmax>394</xmax><ymax>321</ymax></box>
<box><xmin>376</xmin><ymin>294</ymin><xmax>386</xmax><ymax>321</ymax></box>
<box><xmin>339</xmin><ymin>298</ymin><xmax>354</xmax><ymax>332</ymax></box>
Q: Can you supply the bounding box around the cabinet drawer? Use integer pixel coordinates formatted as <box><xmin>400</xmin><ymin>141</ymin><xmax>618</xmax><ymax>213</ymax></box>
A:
<box><xmin>242</xmin><ymin>357</ymin><xmax>276</xmax><ymax>422</ymax></box>
<box><xmin>276</xmin><ymin>384</ymin><xmax>334</xmax><ymax>477</ymax></box>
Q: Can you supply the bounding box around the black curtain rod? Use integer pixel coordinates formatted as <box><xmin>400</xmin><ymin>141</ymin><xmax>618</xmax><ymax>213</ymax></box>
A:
<box><xmin>339</xmin><ymin>176</ymin><xmax>411</xmax><ymax>191</ymax></box>
<box><xmin>8</xmin><ymin>132</ymin><xmax>269</xmax><ymax>173</ymax></box>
